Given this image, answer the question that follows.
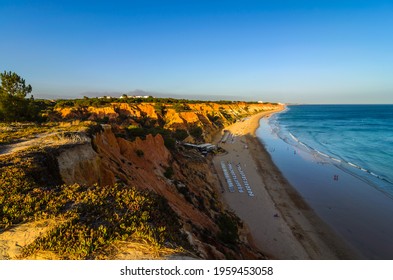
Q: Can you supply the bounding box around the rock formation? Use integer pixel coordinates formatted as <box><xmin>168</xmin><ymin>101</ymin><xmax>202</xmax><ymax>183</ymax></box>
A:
<box><xmin>1</xmin><ymin>100</ymin><xmax>282</xmax><ymax>259</ymax></box>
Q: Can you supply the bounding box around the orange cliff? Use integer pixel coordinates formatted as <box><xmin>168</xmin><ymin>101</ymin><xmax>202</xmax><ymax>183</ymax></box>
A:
<box><xmin>56</xmin><ymin>124</ymin><xmax>265</xmax><ymax>259</ymax></box>
<box><xmin>55</xmin><ymin>102</ymin><xmax>283</xmax><ymax>142</ymax></box>
<box><xmin>53</xmin><ymin>101</ymin><xmax>283</xmax><ymax>258</ymax></box>
<box><xmin>95</xmin><ymin>127</ymin><xmax>218</xmax><ymax>229</ymax></box>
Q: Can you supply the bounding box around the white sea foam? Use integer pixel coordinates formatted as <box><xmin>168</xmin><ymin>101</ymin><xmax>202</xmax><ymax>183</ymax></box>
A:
<box><xmin>267</xmin><ymin>105</ymin><xmax>393</xmax><ymax>198</ymax></box>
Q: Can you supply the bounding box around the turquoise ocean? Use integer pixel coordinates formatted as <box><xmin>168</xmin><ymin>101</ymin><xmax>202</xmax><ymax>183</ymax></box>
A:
<box><xmin>273</xmin><ymin>105</ymin><xmax>393</xmax><ymax>196</ymax></box>
<box><xmin>257</xmin><ymin>105</ymin><xmax>393</xmax><ymax>259</ymax></box>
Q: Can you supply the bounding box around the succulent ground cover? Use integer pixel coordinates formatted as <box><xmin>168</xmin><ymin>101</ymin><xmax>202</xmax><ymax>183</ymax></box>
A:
<box><xmin>0</xmin><ymin>157</ymin><xmax>188</xmax><ymax>259</ymax></box>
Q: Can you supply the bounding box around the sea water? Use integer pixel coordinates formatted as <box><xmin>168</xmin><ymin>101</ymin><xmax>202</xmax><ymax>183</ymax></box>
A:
<box><xmin>273</xmin><ymin>105</ymin><xmax>393</xmax><ymax>196</ymax></box>
<box><xmin>257</xmin><ymin>105</ymin><xmax>393</xmax><ymax>259</ymax></box>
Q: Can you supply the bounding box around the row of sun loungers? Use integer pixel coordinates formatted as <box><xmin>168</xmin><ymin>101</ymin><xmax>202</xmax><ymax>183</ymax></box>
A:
<box><xmin>220</xmin><ymin>161</ymin><xmax>254</xmax><ymax>197</ymax></box>
<box><xmin>228</xmin><ymin>162</ymin><xmax>244</xmax><ymax>193</ymax></box>
<box><xmin>237</xmin><ymin>163</ymin><xmax>254</xmax><ymax>197</ymax></box>
<box><xmin>221</xmin><ymin>161</ymin><xmax>235</xmax><ymax>192</ymax></box>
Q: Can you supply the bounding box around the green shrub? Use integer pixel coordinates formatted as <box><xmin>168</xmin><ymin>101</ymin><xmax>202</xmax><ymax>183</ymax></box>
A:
<box><xmin>163</xmin><ymin>137</ymin><xmax>176</xmax><ymax>150</ymax></box>
<box><xmin>125</xmin><ymin>127</ymin><xmax>147</xmax><ymax>140</ymax></box>
<box><xmin>154</xmin><ymin>102</ymin><xmax>166</xmax><ymax>115</ymax></box>
<box><xmin>173</xmin><ymin>103</ymin><xmax>191</xmax><ymax>112</ymax></box>
<box><xmin>0</xmin><ymin>158</ymin><xmax>188</xmax><ymax>259</ymax></box>
<box><xmin>219</xmin><ymin>110</ymin><xmax>233</xmax><ymax>121</ymax></box>
<box><xmin>189</xmin><ymin>126</ymin><xmax>203</xmax><ymax>139</ymax></box>
<box><xmin>216</xmin><ymin>213</ymin><xmax>239</xmax><ymax>245</ymax></box>
<box><xmin>135</xmin><ymin>149</ymin><xmax>144</xmax><ymax>157</ymax></box>
<box><xmin>18</xmin><ymin>183</ymin><xmax>186</xmax><ymax>259</ymax></box>
<box><xmin>163</xmin><ymin>166</ymin><xmax>174</xmax><ymax>179</ymax></box>
<box><xmin>207</xmin><ymin>114</ymin><xmax>222</xmax><ymax>126</ymax></box>
<box><xmin>173</xmin><ymin>129</ymin><xmax>188</xmax><ymax>141</ymax></box>
<box><xmin>97</xmin><ymin>116</ymin><xmax>110</xmax><ymax>124</ymax></box>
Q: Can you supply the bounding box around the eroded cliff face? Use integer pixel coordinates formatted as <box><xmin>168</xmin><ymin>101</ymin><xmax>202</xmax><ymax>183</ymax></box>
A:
<box><xmin>56</xmin><ymin>102</ymin><xmax>282</xmax><ymax>143</ymax></box>
<box><xmin>55</xmin><ymin>125</ymin><xmax>263</xmax><ymax>259</ymax></box>
<box><xmin>57</xmin><ymin>143</ymin><xmax>101</xmax><ymax>186</ymax></box>
<box><xmin>53</xmin><ymin>101</ymin><xmax>282</xmax><ymax>259</ymax></box>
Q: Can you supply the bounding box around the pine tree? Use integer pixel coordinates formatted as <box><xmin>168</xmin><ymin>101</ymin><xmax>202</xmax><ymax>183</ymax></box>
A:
<box><xmin>0</xmin><ymin>71</ymin><xmax>33</xmax><ymax>121</ymax></box>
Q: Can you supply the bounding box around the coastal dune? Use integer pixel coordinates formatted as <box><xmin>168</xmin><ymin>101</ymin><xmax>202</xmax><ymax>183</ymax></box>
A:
<box><xmin>212</xmin><ymin>110</ymin><xmax>358</xmax><ymax>259</ymax></box>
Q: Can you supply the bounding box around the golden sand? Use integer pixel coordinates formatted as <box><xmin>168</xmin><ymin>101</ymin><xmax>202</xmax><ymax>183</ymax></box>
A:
<box><xmin>212</xmin><ymin>110</ymin><xmax>357</xmax><ymax>259</ymax></box>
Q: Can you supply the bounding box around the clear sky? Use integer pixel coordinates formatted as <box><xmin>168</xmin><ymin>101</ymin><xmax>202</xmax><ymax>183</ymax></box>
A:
<box><xmin>1</xmin><ymin>0</ymin><xmax>393</xmax><ymax>103</ymax></box>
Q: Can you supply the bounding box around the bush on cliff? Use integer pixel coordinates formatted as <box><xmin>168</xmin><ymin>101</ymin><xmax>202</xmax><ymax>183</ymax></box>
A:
<box><xmin>173</xmin><ymin>103</ymin><xmax>191</xmax><ymax>112</ymax></box>
<box><xmin>189</xmin><ymin>125</ymin><xmax>203</xmax><ymax>140</ymax></box>
<box><xmin>163</xmin><ymin>166</ymin><xmax>174</xmax><ymax>179</ymax></box>
<box><xmin>125</xmin><ymin>126</ymin><xmax>177</xmax><ymax>150</ymax></box>
<box><xmin>216</xmin><ymin>213</ymin><xmax>239</xmax><ymax>246</ymax></box>
<box><xmin>173</xmin><ymin>129</ymin><xmax>188</xmax><ymax>141</ymax></box>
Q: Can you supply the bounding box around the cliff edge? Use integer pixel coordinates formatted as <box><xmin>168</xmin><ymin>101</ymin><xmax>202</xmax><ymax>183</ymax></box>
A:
<box><xmin>0</xmin><ymin>100</ymin><xmax>282</xmax><ymax>259</ymax></box>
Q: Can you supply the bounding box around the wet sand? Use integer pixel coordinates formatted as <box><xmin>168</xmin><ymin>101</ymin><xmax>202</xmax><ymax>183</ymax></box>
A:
<box><xmin>258</xmin><ymin>116</ymin><xmax>393</xmax><ymax>259</ymax></box>
<box><xmin>212</xmin><ymin>110</ymin><xmax>358</xmax><ymax>259</ymax></box>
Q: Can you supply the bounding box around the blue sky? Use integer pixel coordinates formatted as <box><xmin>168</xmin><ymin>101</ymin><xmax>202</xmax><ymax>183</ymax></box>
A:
<box><xmin>1</xmin><ymin>0</ymin><xmax>393</xmax><ymax>103</ymax></box>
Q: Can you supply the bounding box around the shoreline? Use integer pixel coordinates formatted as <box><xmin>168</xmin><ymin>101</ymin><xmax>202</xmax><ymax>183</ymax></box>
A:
<box><xmin>212</xmin><ymin>109</ymin><xmax>359</xmax><ymax>259</ymax></box>
<box><xmin>258</xmin><ymin>107</ymin><xmax>393</xmax><ymax>259</ymax></box>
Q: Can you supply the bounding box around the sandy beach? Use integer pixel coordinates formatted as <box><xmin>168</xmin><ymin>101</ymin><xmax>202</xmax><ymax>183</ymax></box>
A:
<box><xmin>212</xmin><ymin>109</ymin><xmax>358</xmax><ymax>259</ymax></box>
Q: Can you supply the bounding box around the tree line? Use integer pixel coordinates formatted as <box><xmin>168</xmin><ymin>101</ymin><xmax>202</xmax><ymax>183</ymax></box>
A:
<box><xmin>0</xmin><ymin>70</ymin><xmax>273</xmax><ymax>122</ymax></box>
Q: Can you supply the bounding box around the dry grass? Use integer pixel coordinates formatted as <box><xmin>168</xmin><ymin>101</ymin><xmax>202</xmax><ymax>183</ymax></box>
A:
<box><xmin>0</xmin><ymin>121</ymin><xmax>93</xmax><ymax>145</ymax></box>
<box><xmin>0</xmin><ymin>122</ymin><xmax>56</xmax><ymax>145</ymax></box>
<box><xmin>93</xmin><ymin>240</ymin><xmax>188</xmax><ymax>260</ymax></box>
<box><xmin>0</xmin><ymin>158</ymin><xmax>189</xmax><ymax>259</ymax></box>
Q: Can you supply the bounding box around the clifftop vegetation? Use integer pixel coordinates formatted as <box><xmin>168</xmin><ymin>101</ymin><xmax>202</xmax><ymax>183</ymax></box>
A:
<box><xmin>0</xmin><ymin>155</ymin><xmax>188</xmax><ymax>259</ymax></box>
<box><xmin>0</xmin><ymin>71</ymin><xmax>281</xmax><ymax>259</ymax></box>
<box><xmin>0</xmin><ymin>71</ymin><xmax>52</xmax><ymax>122</ymax></box>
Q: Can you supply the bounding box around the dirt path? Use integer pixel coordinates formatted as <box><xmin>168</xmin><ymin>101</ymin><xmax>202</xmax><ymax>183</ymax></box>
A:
<box><xmin>0</xmin><ymin>219</ymin><xmax>60</xmax><ymax>259</ymax></box>
<box><xmin>0</xmin><ymin>132</ymin><xmax>89</xmax><ymax>157</ymax></box>
<box><xmin>0</xmin><ymin>133</ymin><xmax>57</xmax><ymax>156</ymax></box>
